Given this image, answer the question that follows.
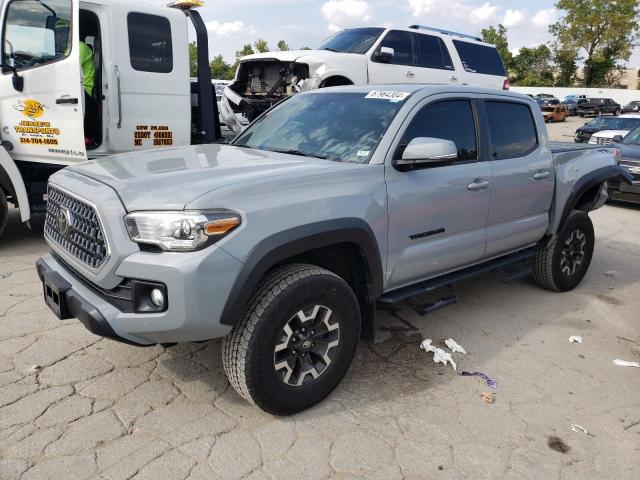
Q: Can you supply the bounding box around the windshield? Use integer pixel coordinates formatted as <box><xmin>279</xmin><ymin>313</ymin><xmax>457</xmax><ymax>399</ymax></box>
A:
<box><xmin>317</xmin><ymin>27</ymin><xmax>385</xmax><ymax>54</ymax></box>
<box><xmin>623</xmin><ymin>126</ymin><xmax>640</xmax><ymax>145</ymax></box>
<box><xmin>586</xmin><ymin>117</ymin><xmax>640</xmax><ymax>130</ymax></box>
<box><xmin>232</xmin><ymin>91</ymin><xmax>408</xmax><ymax>163</ymax></box>
<box><xmin>587</xmin><ymin>98</ymin><xmax>606</xmax><ymax>105</ymax></box>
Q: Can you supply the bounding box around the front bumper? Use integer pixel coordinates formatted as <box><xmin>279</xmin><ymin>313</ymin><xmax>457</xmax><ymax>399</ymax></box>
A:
<box><xmin>36</xmin><ymin>246</ymin><xmax>242</xmax><ymax>345</ymax></box>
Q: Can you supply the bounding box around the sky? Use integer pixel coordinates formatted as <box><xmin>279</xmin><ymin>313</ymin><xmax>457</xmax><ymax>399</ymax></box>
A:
<box><xmin>149</xmin><ymin>0</ymin><xmax>640</xmax><ymax>68</ymax></box>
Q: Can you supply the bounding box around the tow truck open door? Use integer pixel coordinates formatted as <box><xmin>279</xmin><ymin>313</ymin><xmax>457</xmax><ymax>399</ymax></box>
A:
<box><xmin>0</xmin><ymin>0</ymin><xmax>86</xmax><ymax>165</ymax></box>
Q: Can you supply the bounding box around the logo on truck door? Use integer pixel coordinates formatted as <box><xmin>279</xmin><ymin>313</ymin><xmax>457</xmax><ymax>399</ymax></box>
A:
<box><xmin>13</xmin><ymin>99</ymin><xmax>47</xmax><ymax>119</ymax></box>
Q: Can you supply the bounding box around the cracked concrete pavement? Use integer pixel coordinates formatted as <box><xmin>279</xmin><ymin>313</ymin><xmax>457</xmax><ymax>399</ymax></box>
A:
<box><xmin>1</xmin><ymin>121</ymin><xmax>639</xmax><ymax>479</ymax></box>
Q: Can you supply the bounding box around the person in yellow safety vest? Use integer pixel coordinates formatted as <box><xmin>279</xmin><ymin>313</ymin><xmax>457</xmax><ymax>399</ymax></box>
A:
<box><xmin>79</xmin><ymin>41</ymin><xmax>95</xmax><ymax>99</ymax></box>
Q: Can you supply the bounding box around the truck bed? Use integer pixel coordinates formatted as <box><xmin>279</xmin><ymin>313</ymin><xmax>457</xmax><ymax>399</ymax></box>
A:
<box><xmin>549</xmin><ymin>141</ymin><xmax>607</xmax><ymax>154</ymax></box>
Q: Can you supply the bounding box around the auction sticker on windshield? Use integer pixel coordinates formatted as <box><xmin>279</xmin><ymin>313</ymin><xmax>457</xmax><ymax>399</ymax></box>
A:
<box><xmin>365</xmin><ymin>90</ymin><xmax>410</xmax><ymax>102</ymax></box>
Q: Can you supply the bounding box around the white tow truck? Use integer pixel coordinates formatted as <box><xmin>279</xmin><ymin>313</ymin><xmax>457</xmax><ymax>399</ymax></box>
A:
<box><xmin>0</xmin><ymin>0</ymin><xmax>222</xmax><ymax>236</ymax></box>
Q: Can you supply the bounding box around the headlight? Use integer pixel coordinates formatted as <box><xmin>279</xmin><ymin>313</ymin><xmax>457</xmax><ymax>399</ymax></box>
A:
<box><xmin>125</xmin><ymin>210</ymin><xmax>241</xmax><ymax>252</ymax></box>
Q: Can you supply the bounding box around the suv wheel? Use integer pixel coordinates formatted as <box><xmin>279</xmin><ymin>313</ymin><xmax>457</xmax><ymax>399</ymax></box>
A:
<box><xmin>222</xmin><ymin>264</ymin><xmax>360</xmax><ymax>415</ymax></box>
<box><xmin>0</xmin><ymin>189</ymin><xmax>8</xmax><ymax>238</ymax></box>
<box><xmin>531</xmin><ymin>211</ymin><xmax>595</xmax><ymax>292</ymax></box>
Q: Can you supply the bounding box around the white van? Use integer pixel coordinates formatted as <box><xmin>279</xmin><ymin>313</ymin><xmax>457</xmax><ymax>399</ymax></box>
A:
<box><xmin>221</xmin><ymin>25</ymin><xmax>509</xmax><ymax>132</ymax></box>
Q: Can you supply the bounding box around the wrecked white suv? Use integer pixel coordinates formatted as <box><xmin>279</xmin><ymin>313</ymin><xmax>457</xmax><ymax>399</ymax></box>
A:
<box><xmin>220</xmin><ymin>25</ymin><xmax>510</xmax><ymax>133</ymax></box>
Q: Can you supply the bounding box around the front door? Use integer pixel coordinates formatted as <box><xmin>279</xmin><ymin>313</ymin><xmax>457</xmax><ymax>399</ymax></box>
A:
<box><xmin>385</xmin><ymin>97</ymin><xmax>491</xmax><ymax>290</ymax></box>
<box><xmin>0</xmin><ymin>0</ymin><xmax>86</xmax><ymax>166</ymax></box>
<box><xmin>367</xmin><ymin>30</ymin><xmax>416</xmax><ymax>85</ymax></box>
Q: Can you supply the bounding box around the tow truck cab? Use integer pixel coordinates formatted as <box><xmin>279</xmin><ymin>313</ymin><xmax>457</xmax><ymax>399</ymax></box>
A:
<box><xmin>0</xmin><ymin>0</ymin><xmax>219</xmax><ymax>231</ymax></box>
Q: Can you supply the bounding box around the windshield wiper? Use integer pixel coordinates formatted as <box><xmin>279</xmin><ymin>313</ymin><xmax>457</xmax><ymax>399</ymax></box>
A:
<box><xmin>263</xmin><ymin>147</ymin><xmax>328</xmax><ymax>159</ymax></box>
<box><xmin>322</xmin><ymin>47</ymin><xmax>339</xmax><ymax>52</ymax></box>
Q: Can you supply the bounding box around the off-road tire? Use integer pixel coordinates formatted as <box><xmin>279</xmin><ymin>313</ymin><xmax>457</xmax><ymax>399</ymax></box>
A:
<box><xmin>0</xmin><ymin>189</ymin><xmax>8</xmax><ymax>238</ymax></box>
<box><xmin>531</xmin><ymin>211</ymin><xmax>595</xmax><ymax>292</ymax></box>
<box><xmin>222</xmin><ymin>263</ymin><xmax>360</xmax><ymax>415</ymax></box>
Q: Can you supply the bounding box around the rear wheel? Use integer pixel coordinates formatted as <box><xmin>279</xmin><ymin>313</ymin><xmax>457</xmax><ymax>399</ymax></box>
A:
<box><xmin>531</xmin><ymin>211</ymin><xmax>595</xmax><ymax>292</ymax></box>
<box><xmin>222</xmin><ymin>264</ymin><xmax>360</xmax><ymax>415</ymax></box>
<box><xmin>0</xmin><ymin>189</ymin><xmax>8</xmax><ymax>237</ymax></box>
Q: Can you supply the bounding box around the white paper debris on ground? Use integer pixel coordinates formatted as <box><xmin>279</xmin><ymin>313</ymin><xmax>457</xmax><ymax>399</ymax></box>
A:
<box><xmin>613</xmin><ymin>359</ymin><xmax>640</xmax><ymax>368</ymax></box>
<box><xmin>602</xmin><ymin>270</ymin><xmax>624</xmax><ymax>277</ymax></box>
<box><xmin>444</xmin><ymin>339</ymin><xmax>467</xmax><ymax>354</ymax></box>
<box><xmin>420</xmin><ymin>339</ymin><xmax>457</xmax><ymax>370</ymax></box>
<box><xmin>27</xmin><ymin>365</ymin><xmax>42</xmax><ymax>375</ymax></box>
<box><xmin>569</xmin><ymin>336</ymin><xmax>584</xmax><ymax>344</ymax></box>
<box><xmin>571</xmin><ymin>424</ymin><xmax>589</xmax><ymax>435</ymax></box>
<box><xmin>433</xmin><ymin>348</ymin><xmax>457</xmax><ymax>371</ymax></box>
<box><xmin>420</xmin><ymin>339</ymin><xmax>436</xmax><ymax>353</ymax></box>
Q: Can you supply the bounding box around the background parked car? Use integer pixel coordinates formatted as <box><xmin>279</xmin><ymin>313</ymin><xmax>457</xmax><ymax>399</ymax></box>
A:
<box><xmin>535</xmin><ymin>93</ymin><xmax>557</xmax><ymax>100</ymax></box>
<box><xmin>564</xmin><ymin>98</ymin><xmax>588</xmax><ymax>116</ymax></box>
<box><xmin>622</xmin><ymin>100</ymin><xmax>640</xmax><ymax>113</ymax></box>
<box><xmin>562</xmin><ymin>94</ymin><xmax>587</xmax><ymax>102</ymax></box>
<box><xmin>541</xmin><ymin>104</ymin><xmax>568</xmax><ymax>123</ymax></box>
<box><xmin>577</xmin><ymin>98</ymin><xmax>621</xmax><ymax>117</ymax></box>
<box><xmin>608</xmin><ymin>125</ymin><xmax>640</xmax><ymax>204</ymax></box>
<box><xmin>536</xmin><ymin>98</ymin><xmax>560</xmax><ymax>107</ymax></box>
<box><xmin>574</xmin><ymin>115</ymin><xmax>640</xmax><ymax>143</ymax></box>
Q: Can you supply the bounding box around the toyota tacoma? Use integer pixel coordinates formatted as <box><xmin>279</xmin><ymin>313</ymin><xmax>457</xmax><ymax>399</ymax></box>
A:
<box><xmin>37</xmin><ymin>85</ymin><xmax>632</xmax><ymax>414</ymax></box>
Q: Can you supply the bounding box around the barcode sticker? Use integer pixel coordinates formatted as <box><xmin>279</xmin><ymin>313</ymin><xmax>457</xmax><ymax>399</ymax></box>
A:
<box><xmin>365</xmin><ymin>90</ymin><xmax>410</xmax><ymax>102</ymax></box>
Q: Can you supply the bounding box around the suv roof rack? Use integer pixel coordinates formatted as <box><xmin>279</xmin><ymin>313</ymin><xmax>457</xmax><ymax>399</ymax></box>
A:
<box><xmin>408</xmin><ymin>25</ymin><xmax>482</xmax><ymax>42</ymax></box>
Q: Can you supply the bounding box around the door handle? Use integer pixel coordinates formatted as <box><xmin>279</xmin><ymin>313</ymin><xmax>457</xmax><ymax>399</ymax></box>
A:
<box><xmin>533</xmin><ymin>171</ymin><xmax>551</xmax><ymax>180</ymax></box>
<box><xmin>115</xmin><ymin>65</ymin><xmax>122</xmax><ymax>129</ymax></box>
<box><xmin>467</xmin><ymin>180</ymin><xmax>490</xmax><ymax>191</ymax></box>
<box><xmin>449</xmin><ymin>75</ymin><xmax>458</xmax><ymax>82</ymax></box>
<box><xmin>56</xmin><ymin>97</ymin><xmax>79</xmax><ymax>105</ymax></box>
<box><xmin>405</xmin><ymin>70</ymin><xmax>415</xmax><ymax>78</ymax></box>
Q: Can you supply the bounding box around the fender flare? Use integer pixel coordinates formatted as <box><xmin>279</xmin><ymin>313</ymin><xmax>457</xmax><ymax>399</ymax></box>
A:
<box><xmin>0</xmin><ymin>147</ymin><xmax>30</xmax><ymax>223</ymax></box>
<box><xmin>219</xmin><ymin>218</ymin><xmax>384</xmax><ymax>327</ymax></box>
<box><xmin>556</xmin><ymin>164</ymin><xmax>633</xmax><ymax>233</ymax></box>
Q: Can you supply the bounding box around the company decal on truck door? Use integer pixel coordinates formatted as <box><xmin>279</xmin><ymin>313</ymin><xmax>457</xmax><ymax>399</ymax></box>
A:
<box><xmin>12</xmin><ymin>99</ymin><xmax>61</xmax><ymax>146</ymax></box>
<box><xmin>134</xmin><ymin>125</ymin><xmax>174</xmax><ymax>147</ymax></box>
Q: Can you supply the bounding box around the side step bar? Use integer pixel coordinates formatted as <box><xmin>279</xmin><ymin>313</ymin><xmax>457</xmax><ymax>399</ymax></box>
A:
<box><xmin>378</xmin><ymin>247</ymin><xmax>537</xmax><ymax>311</ymax></box>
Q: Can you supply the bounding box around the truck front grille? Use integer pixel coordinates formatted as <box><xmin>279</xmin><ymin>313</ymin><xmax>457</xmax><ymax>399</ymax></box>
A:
<box><xmin>592</xmin><ymin>137</ymin><xmax>614</xmax><ymax>146</ymax></box>
<box><xmin>44</xmin><ymin>185</ymin><xmax>109</xmax><ymax>270</ymax></box>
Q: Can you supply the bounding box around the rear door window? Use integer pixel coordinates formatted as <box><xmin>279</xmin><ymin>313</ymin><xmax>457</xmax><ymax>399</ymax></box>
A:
<box><xmin>452</xmin><ymin>40</ymin><xmax>506</xmax><ymax>76</ymax></box>
<box><xmin>485</xmin><ymin>101</ymin><xmax>538</xmax><ymax>159</ymax></box>
<box><xmin>400</xmin><ymin>100</ymin><xmax>478</xmax><ymax>162</ymax></box>
<box><xmin>413</xmin><ymin>33</ymin><xmax>454</xmax><ymax>70</ymax></box>
<box><xmin>127</xmin><ymin>12</ymin><xmax>173</xmax><ymax>73</ymax></box>
<box><xmin>374</xmin><ymin>30</ymin><xmax>413</xmax><ymax>66</ymax></box>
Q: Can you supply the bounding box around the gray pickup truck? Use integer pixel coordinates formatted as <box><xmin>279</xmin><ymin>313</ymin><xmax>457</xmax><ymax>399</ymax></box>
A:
<box><xmin>36</xmin><ymin>85</ymin><xmax>632</xmax><ymax>414</ymax></box>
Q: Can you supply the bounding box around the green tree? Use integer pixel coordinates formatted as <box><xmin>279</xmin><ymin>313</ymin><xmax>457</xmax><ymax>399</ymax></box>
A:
<box><xmin>481</xmin><ymin>24</ymin><xmax>514</xmax><ymax>74</ymax></box>
<box><xmin>254</xmin><ymin>39</ymin><xmax>269</xmax><ymax>53</ymax></box>
<box><xmin>188</xmin><ymin>41</ymin><xmax>198</xmax><ymax>77</ymax></box>
<box><xmin>552</xmin><ymin>43</ymin><xmax>579</xmax><ymax>87</ymax></box>
<box><xmin>511</xmin><ymin>45</ymin><xmax>555</xmax><ymax>86</ymax></box>
<box><xmin>550</xmin><ymin>0</ymin><xmax>640</xmax><ymax>87</ymax></box>
<box><xmin>210</xmin><ymin>54</ymin><xmax>234</xmax><ymax>80</ymax></box>
<box><xmin>236</xmin><ymin>44</ymin><xmax>255</xmax><ymax>58</ymax></box>
<box><xmin>277</xmin><ymin>40</ymin><xmax>290</xmax><ymax>51</ymax></box>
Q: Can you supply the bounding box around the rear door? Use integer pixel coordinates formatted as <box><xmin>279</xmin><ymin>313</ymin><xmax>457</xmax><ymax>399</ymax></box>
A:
<box><xmin>367</xmin><ymin>30</ymin><xmax>416</xmax><ymax>84</ymax></box>
<box><xmin>385</xmin><ymin>97</ymin><xmax>492</xmax><ymax>289</ymax></box>
<box><xmin>0</xmin><ymin>0</ymin><xmax>86</xmax><ymax>165</ymax></box>
<box><xmin>450</xmin><ymin>40</ymin><xmax>507</xmax><ymax>90</ymax></box>
<box><xmin>106</xmin><ymin>4</ymin><xmax>190</xmax><ymax>153</ymax></box>
<box><xmin>482</xmin><ymin>98</ymin><xmax>554</xmax><ymax>257</ymax></box>
<box><xmin>411</xmin><ymin>32</ymin><xmax>458</xmax><ymax>85</ymax></box>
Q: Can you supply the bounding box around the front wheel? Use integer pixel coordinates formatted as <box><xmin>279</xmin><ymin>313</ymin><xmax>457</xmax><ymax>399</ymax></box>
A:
<box><xmin>531</xmin><ymin>211</ymin><xmax>595</xmax><ymax>292</ymax></box>
<box><xmin>0</xmin><ymin>189</ymin><xmax>8</xmax><ymax>238</ymax></box>
<box><xmin>222</xmin><ymin>264</ymin><xmax>360</xmax><ymax>415</ymax></box>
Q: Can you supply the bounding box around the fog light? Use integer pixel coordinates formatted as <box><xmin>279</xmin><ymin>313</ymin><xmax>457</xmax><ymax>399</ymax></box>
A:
<box><xmin>150</xmin><ymin>288</ymin><xmax>165</xmax><ymax>308</ymax></box>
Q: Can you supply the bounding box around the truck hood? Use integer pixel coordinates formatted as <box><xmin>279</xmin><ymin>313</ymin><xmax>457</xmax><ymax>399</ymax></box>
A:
<box><xmin>240</xmin><ymin>49</ymin><xmax>361</xmax><ymax>64</ymax></box>
<box><xmin>68</xmin><ymin>145</ymin><xmax>332</xmax><ymax>211</ymax></box>
<box><xmin>591</xmin><ymin>129</ymin><xmax>630</xmax><ymax>138</ymax></box>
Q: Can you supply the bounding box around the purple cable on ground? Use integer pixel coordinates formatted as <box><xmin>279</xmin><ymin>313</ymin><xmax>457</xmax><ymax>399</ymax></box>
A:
<box><xmin>460</xmin><ymin>371</ymin><xmax>498</xmax><ymax>389</ymax></box>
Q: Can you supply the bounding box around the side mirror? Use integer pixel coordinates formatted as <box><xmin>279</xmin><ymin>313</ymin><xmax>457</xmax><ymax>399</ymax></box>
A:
<box><xmin>374</xmin><ymin>46</ymin><xmax>394</xmax><ymax>63</ymax></box>
<box><xmin>12</xmin><ymin>72</ymin><xmax>24</xmax><ymax>92</ymax></box>
<box><xmin>0</xmin><ymin>64</ymin><xmax>24</xmax><ymax>92</ymax></box>
<box><xmin>393</xmin><ymin>137</ymin><xmax>458</xmax><ymax>170</ymax></box>
<box><xmin>612</xmin><ymin>135</ymin><xmax>623</xmax><ymax>143</ymax></box>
